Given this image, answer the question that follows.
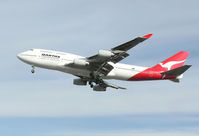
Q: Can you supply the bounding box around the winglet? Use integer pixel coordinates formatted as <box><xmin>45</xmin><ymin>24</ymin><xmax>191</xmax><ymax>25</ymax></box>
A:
<box><xmin>142</xmin><ymin>33</ymin><xmax>153</xmax><ymax>39</ymax></box>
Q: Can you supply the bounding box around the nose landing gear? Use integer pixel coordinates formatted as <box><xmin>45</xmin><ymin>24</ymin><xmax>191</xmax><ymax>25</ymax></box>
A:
<box><xmin>31</xmin><ymin>66</ymin><xmax>35</xmax><ymax>73</ymax></box>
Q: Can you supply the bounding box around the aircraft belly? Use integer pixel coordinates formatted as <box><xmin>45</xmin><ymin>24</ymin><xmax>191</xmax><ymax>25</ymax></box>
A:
<box><xmin>58</xmin><ymin>66</ymin><xmax>90</xmax><ymax>77</ymax></box>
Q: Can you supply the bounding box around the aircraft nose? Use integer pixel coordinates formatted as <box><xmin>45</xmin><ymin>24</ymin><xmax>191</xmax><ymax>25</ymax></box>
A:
<box><xmin>17</xmin><ymin>53</ymin><xmax>22</xmax><ymax>60</ymax></box>
<box><xmin>17</xmin><ymin>52</ymin><xmax>26</xmax><ymax>61</ymax></box>
<box><xmin>17</xmin><ymin>50</ymin><xmax>35</xmax><ymax>63</ymax></box>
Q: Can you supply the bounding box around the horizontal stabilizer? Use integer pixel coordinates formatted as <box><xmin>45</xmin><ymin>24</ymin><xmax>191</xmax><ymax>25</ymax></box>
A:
<box><xmin>161</xmin><ymin>65</ymin><xmax>191</xmax><ymax>76</ymax></box>
<box><xmin>170</xmin><ymin>79</ymin><xmax>180</xmax><ymax>83</ymax></box>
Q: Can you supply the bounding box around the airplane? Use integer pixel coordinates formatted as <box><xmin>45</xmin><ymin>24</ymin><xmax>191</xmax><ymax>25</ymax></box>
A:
<box><xmin>17</xmin><ymin>34</ymin><xmax>191</xmax><ymax>91</ymax></box>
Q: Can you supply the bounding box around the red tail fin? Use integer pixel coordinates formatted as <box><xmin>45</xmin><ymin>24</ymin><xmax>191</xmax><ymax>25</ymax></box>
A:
<box><xmin>151</xmin><ymin>51</ymin><xmax>190</xmax><ymax>72</ymax></box>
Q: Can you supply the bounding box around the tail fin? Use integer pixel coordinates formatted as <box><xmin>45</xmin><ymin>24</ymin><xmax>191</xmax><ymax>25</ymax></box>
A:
<box><xmin>151</xmin><ymin>51</ymin><xmax>190</xmax><ymax>72</ymax></box>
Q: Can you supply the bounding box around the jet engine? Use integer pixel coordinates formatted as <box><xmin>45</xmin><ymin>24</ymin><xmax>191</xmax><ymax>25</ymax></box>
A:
<box><xmin>73</xmin><ymin>78</ymin><xmax>87</xmax><ymax>85</ymax></box>
<box><xmin>98</xmin><ymin>50</ymin><xmax>114</xmax><ymax>58</ymax></box>
<box><xmin>73</xmin><ymin>58</ymin><xmax>89</xmax><ymax>67</ymax></box>
<box><xmin>93</xmin><ymin>85</ymin><xmax>106</xmax><ymax>91</ymax></box>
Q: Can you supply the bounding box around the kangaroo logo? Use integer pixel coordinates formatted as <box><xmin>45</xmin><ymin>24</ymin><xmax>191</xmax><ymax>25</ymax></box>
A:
<box><xmin>159</xmin><ymin>60</ymin><xmax>185</xmax><ymax>70</ymax></box>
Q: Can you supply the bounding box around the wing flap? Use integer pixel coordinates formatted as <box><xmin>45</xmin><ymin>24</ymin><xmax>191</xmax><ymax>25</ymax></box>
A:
<box><xmin>103</xmin><ymin>81</ymin><xmax>127</xmax><ymax>90</ymax></box>
<box><xmin>111</xmin><ymin>52</ymin><xmax>129</xmax><ymax>63</ymax></box>
<box><xmin>96</xmin><ymin>63</ymin><xmax>114</xmax><ymax>76</ymax></box>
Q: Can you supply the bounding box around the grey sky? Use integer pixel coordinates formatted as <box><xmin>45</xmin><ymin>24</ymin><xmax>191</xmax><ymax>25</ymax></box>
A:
<box><xmin>0</xmin><ymin>0</ymin><xmax>198</xmax><ymax>136</ymax></box>
<box><xmin>0</xmin><ymin>0</ymin><xmax>198</xmax><ymax>116</ymax></box>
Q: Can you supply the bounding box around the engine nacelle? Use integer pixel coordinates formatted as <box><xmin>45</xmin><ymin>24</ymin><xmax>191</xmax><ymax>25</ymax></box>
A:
<box><xmin>98</xmin><ymin>50</ymin><xmax>114</xmax><ymax>58</ymax></box>
<box><xmin>73</xmin><ymin>58</ymin><xmax>89</xmax><ymax>67</ymax></box>
<box><xmin>93</xmin><ymin>85</ymin><xmax>106</xmax><ymax>91</ymax></box>
<box><xmin>73</xmin><ymin>78</ymin><xmax>87</xmax><ymax>86</ymax></box>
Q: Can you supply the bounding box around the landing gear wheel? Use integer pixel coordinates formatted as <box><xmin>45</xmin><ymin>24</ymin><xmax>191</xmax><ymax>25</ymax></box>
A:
<box><xmin>31</xmin><ymin>69</ymin><xmax>35</xmax><ymax>73</ymax></box>
<box><xmin>89</xmin><ymin>81</ymin><xmax>94</xmax><ymax>88</ymax></box>
<box><xmin>31</xmin><ymin>66</ymin><xmax>35</xmax><ymax>73</ymax></box>
<box><xmin>90</xmin><ymin>84</ymin><xmax>93</xmax><ymax>88</ymax></box>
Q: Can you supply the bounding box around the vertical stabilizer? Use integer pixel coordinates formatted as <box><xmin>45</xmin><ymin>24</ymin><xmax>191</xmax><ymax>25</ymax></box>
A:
<box><xmin>150</xmin><ymin>51</ymin><xmax>190</xmax><ymax>72</ymax></box>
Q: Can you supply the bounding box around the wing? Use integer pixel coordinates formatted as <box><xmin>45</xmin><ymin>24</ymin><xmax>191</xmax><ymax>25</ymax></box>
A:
<box><xmin>111</xmin><ymin>33</ymin><xmax>153</xmax><ymax>51</ymax></box>
<box><xmin>103</xmin><ymin>81</ymin><xmax>127</xmax><ymax>90</ymax></box>
<box><xmin>87</xmin><ymin>34</ymin><xmax>153</xmax><ymax>77</ymax></box>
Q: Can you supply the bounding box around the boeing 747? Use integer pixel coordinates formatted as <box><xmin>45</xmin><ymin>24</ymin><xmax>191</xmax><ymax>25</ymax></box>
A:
<box><xmin>17</xmin><ymin>34</ymin><xmax>191</xmax><ymax>91</ymax></box>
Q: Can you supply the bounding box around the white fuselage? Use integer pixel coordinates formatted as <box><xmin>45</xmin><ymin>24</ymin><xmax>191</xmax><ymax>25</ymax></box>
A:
<box><xmin>17</xmin><ymin>49</ymin><xmax>148</xmax><ymax>81</ymax></box>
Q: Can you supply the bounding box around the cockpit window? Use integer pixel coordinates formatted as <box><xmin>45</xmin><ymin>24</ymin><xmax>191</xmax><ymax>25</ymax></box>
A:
<box><xmin>29</xmin><ymin>49</ymin><xmax>34</xmax><ymax>51</ymax></box>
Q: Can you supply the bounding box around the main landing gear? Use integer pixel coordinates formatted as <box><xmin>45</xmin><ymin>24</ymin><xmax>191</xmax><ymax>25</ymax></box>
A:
<box><xmin>31</xmin><ymin>66</ymin><xmax>35</xmax><ymax>73</ymax></box>
<box><xmin>88</xmin><ymin>78</ymin><xmax>104</xmax><ymax>89</ymax></box>
<box><xmin>89</xmin><ymin>81</ymin><xmax>94</xmax><ymax>88</ymax></box>
<box><xmin>88</xmin><ymin>72</ymin><xmax>103</xmax><ymax>89</ymax></box>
